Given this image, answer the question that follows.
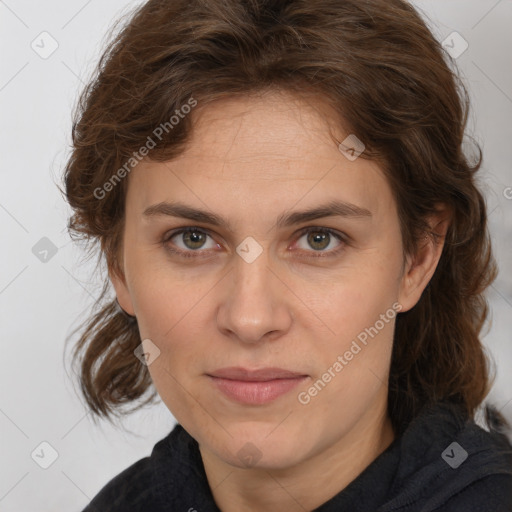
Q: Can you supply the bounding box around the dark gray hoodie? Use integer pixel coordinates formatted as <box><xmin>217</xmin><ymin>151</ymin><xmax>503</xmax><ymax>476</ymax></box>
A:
<box><xmin>82</xmin><ymin>401</ymin><xmax>512</xmax><ymax>511</ymax></box>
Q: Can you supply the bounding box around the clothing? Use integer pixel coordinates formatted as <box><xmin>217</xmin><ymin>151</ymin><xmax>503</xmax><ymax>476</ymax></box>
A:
<box><xmin>81</xmin><ymin>401</ymin><xmax>512</xmax><ymax>511</ymax></box>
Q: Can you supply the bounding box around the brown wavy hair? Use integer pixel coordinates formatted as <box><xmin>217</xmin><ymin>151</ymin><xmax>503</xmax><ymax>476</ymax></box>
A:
<box><xmin>61</xmin><ymin>0</ymin><xmax>501</xmax><ymax>435</ymax></box>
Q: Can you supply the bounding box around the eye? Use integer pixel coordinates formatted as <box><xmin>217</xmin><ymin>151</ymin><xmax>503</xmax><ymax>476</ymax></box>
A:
<box><xmin>163</xmin><ymin>227</ymin><xmax>221</xmax><ymax>258</ymax></box>
<box><xmin>292</xmin><ymin>227</ymin><xmax>346</xmax><ymax>257</ymax></box>
<box><xmin>162</xmin><ymin>226</ymin><xmax>347</xmax><ymax>259</ymax></box>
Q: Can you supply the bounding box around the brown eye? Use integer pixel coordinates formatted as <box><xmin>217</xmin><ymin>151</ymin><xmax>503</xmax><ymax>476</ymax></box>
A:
<box><xmin>163</xmin><ymin>227</ymin><xmax>220</xmax><ymax>258</ymax></box>
<box><xmin>306</xmin><ymin>231</ymin><xmax>331</xmax><ymax>251</ymax></box>
<box><xmin>181</xmin><ymin>230</ymin><xmax>208</xmax><ymax>250</ymax></box>
<box><xmin>293</xmin><ymin>227</ymin><xmax>346</xmax><ymax>258</ymax></box>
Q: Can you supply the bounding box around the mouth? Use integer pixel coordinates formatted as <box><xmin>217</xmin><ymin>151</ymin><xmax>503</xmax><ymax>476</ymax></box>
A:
<box><xmin>206</xmin><ymin>367</ymin><xmax>309</xmax><ymax>405</ymax></box>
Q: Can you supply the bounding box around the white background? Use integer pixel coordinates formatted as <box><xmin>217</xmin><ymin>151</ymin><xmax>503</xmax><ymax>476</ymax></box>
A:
<box><xmin>1</xmin><ymin>1</ymin><xmax>511</xmax><ymax>510</ymax></box>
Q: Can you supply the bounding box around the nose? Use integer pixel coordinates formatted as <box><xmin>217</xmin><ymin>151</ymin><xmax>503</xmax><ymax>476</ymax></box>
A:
<box><xmin>216</xmin><ymin>248</ymin><xmax>293</xmax><ymax>345</ymax></box>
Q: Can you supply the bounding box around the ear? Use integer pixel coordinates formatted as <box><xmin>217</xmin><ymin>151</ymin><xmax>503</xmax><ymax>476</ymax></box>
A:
<box><xmin>109</xmin><ymin>263</ymin><xmax>136</xmax><ymax>316</ymax></box>
<box><xmin>398</xmin><ymin>204</ymin><xmax>451</xmax><ymax>313</ymax></box>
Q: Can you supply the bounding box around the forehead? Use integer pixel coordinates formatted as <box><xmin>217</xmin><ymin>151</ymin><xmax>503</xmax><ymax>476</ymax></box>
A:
<box><xmin>184</xmin><ymin>90</ymin><xmax>343</xmax><ymax>164</ymax></box>
<box><xmin>126</xmin><ymin>90</ymin><xmax>395</xmax><ymax>226</ymax></box>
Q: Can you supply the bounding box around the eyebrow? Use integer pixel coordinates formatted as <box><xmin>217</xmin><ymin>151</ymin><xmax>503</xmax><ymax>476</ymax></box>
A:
<box><xmin>142</xmin><ymin>199</ymin><xmax>372</xmax><ymax>230</ymax></box>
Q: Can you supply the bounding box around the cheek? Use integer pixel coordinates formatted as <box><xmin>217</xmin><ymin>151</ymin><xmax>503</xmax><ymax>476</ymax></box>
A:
<box><xmin>300</xmin><ymin>255</ymin><xmax>401</xmax><ymax>409</ymax></box>
<box><xmin>133</xmin><ymin>281</ymin><xmax>207</xmax><ymax>358</ymax></box>
<box><xmin>298</xmin><ymin>279</ymin><xmax>398</xmax><ymax>428</ymax></box>
<box><xmin>126</xmin><ymin>245</ymin><xmax>205</xmax><ymax>336</ymax></box>
<box><xmin>133</xmin><ymin>276</ymin><xmax>209</xmax><ymax>423</ymax></box>
<box><xmin>311</xmin><ymin>261</ymin><xmax>401</xmax><ymax>345</ymax></box>
<box><xmin>128</xmin><ymin>259</ymin><xmax>215</xmax><ymax>368</ymax></box>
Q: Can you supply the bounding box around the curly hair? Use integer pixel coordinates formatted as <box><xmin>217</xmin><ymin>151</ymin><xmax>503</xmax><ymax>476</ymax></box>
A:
<box><xmin>61</xmin><ymin>0</ymin><xmax>500</xmax><ymax>435</ymax></box>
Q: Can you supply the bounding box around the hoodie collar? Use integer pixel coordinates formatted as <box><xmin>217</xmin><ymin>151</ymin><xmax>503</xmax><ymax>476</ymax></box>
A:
<box><xmin>149</xmin><ymin>402</ymin><xmax>511</xmax><ymax>511</ymax></box>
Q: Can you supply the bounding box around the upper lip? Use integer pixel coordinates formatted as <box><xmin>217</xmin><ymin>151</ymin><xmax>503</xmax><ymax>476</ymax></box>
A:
<box><xmin>207</xmin><ymin>367</ymin><xmax>307</xmax><ymax>381</ymax></box>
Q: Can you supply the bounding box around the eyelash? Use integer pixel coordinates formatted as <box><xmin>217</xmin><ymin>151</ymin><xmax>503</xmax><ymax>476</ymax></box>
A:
<box><xmin>162</xmin><ymin>226</ymin><xmax>348</xmax><ymax>259</ymax></box>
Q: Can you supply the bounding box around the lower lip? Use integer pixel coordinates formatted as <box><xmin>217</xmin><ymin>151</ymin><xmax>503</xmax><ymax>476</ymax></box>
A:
<box><xmin>209</xmin><ymin>376</ymin><xmax>308</xmax><ymax>405</ymax></box>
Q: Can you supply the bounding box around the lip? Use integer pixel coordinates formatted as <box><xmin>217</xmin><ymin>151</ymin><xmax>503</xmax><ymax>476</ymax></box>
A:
<box><xmin>207</xmin><ymin>367</ymin><xmax>308</xmax><ymax>405</ymax></box>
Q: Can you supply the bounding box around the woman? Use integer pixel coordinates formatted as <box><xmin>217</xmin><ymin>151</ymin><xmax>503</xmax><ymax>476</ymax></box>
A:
<box><xmin>62</xmin><ymin>0</ymin><xmax>512</xmax><ymax>510</ymax></box>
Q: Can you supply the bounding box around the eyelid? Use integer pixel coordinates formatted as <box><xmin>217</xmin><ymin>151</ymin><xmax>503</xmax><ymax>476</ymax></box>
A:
<box><xmin>162</xmin><ymin>225</ymin><xmax>348</xmax><ymax>258</ymax></box>
<box><xmin>162</xmin><ymin>226</ymin><xmax>221</xmax><ymax>259</ymax></box>
<box><xmin>291</xmin><ymin>226</ymin><xmax>347</xmax><ymax>258</ymax></box>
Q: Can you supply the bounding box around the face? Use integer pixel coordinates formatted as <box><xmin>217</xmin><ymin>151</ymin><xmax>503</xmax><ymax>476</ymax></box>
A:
<box><xmin>112</xmin><ymin>89</ymin><xmax>431</xmax><ymax>471</ymax></box>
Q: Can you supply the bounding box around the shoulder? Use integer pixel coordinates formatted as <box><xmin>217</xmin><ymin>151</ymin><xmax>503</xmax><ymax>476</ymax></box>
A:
<box><xmin>435</xmin><ymin>410</ymin><xmax>512</xmax><ymax>511</ymax></box>
<box><xmin>81</xmin><ymin>425</ymin><xmax>185</xmax><ymax>512</ymax></box>
<box><xmin>81</xmin><ymin>456</ymin><xmax>156</xmax><ymax>512</ymax></box>
<box><xmin>436</xmin><ymin>472</ymin><xmax>512</xmax><ymax>512</ymax></box>
<box><xmin>384</xmin><ymin>402</ymin><xmax>512</xmax><ymax>511</ymax></box>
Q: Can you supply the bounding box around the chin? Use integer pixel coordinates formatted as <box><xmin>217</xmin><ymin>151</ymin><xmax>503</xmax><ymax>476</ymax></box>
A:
<box><xmin>210</xmin><ymin>425</ymin><xmax>311</xmax><ymax>471</ymax></box>
<box><xmin>224</xmin><ymin>446</ymin><xmax>304</xmax><ymax>471</ymax></box>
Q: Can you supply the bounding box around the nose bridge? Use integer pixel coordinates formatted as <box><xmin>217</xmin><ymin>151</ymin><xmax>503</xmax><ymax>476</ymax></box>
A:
<box><xmin>216</xmin><ymin>247</ymin><xmax>291</xmax><ymax>343</ymax></box>
<box><xmin>234</xmin><ymin>250</ymin><xmax>271</xmax><ymax>304</ymax></box>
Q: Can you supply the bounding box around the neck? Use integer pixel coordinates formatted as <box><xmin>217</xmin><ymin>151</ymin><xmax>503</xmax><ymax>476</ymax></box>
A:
<box><xmin>200</xmin><ymin>395</ymin><xmax>395</xmax><ymax>512</ymax></box>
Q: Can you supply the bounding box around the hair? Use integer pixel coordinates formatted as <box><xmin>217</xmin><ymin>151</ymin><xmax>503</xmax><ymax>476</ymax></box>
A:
<box><xmin>62</xmin><ymin>0</ymin><xmax>503</xmax><ymax>436</ymax></box>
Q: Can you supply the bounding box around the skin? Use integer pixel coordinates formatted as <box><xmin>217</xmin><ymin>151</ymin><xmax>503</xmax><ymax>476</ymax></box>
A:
<box><xmin>111</xmin><ymin>89</ymin><xmax>449</xmax><ymax>512</ymax></box>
